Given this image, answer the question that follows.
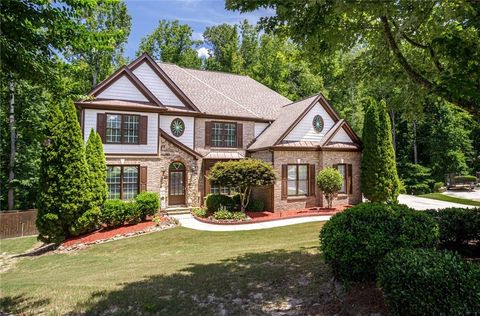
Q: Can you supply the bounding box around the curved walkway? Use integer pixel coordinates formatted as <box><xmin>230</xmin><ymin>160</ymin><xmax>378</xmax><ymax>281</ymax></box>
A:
<box><xmin>170</xmin><ymin>214</ymin><xmax>332</xmax><ymax>232</ymax></box>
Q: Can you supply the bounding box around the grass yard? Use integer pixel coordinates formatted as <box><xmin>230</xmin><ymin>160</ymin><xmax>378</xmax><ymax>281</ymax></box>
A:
<box><xmin>419</xmin><ymin>193</ymin><xmax>480</xmax><ymax>207</ymax></box>
<box><xmin>0</xmin><ymin>235</ymin><xmax>38</xmax><ymax>255</ymax></box>
<box><xmin>0</xmin><ymin>222</ymin><xmax>349</xmax><ymax>315</ymax></box>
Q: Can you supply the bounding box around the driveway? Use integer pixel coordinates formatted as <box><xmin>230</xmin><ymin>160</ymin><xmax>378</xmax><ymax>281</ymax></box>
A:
<box><xmin>398</xmin><ymin>194</ymin><xmax>476</xmax><ymax>210</ymax></box>
<box><xmin>442</xmin><ymin>189</ymin><xmax>480</xmax><ymax>201</ymax></box>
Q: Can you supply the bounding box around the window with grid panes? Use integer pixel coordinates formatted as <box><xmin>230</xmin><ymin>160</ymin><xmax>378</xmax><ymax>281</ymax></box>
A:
<box><xmin>287</xmin><ymin>164</ymin><xmax>309</xmax><ymax>196</ymax></box>
<box><xmin>211</xmin><ymin>122</ymin><xmax>237</xmax><ymax>147</ymax></box>
<box><xmin>106</xmin><ymin>166</ymin><xmax>139</xmax><ymax>200</ymax></box>
<box><xmin>105</xmin><ymin>114</ymin><xmax>140</xmax><ymax>144</ymax></box>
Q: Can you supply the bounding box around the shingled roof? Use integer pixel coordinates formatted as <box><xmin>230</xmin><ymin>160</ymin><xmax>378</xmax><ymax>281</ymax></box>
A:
<box><xmin>158</xmin><ymin>63</ymin><xmax>292</xmax><ymax>120</ymax></box>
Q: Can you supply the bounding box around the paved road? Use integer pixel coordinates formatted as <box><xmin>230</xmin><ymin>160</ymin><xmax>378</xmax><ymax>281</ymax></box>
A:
<box><xmin>442</xmin><ymin>189</ymin><xmax>480</xmax><ymax>201</ymax></box>
<box><xmin>171</xmin><ymin>213</ymin><xmax>332</xmax><ymax>232</ymax></box>
<box><xmin>398</xmin><ymin>194</ymin><xmax>476</xmax><ymax>210</ymax></box>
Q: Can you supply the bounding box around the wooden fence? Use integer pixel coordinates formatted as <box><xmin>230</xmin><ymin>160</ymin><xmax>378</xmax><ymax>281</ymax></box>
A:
<box><xmin>0</xmin><ymin>209</ymin><xmax>38</xmax><ymax>239</ymax></box>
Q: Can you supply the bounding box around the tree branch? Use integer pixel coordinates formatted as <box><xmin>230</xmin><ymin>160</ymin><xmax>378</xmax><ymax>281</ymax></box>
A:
<box><xmin>401</xmin><ymin>32</ymin><xmax>444</xmax><ymax>72</ymax></box>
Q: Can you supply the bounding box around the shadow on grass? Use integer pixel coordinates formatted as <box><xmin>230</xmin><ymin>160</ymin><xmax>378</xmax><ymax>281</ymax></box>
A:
<box><xmin>70</xmin><ymin>249</ymin><xmax>340</xmax><ymax>315</ymax></box>
<box><xmin>0</xmin><ymin>294</ymin><xmax>50</xmax><ymax>314</ymax></box>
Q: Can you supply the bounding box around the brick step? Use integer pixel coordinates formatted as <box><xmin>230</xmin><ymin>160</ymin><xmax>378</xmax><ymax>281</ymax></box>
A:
<box><xmin>164</xmin><ymin>207</ymin><xmax>191</xmax><ymax>215</ymax></box>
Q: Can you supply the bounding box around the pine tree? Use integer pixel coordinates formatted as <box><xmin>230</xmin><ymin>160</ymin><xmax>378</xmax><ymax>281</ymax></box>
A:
<box><xmin>361</xmin><ymin>98</ymin><xmax>401</xmax><ymax>202</ymax></box>
<box><xmin>36</xmin><ymin>102</ymin><xmax>91</xmax><ymax>242</ymax></box>
<box><xmin>85</xmin><ymin>129</ymin><xmax>107</xmax><ymax>207</ymax></box>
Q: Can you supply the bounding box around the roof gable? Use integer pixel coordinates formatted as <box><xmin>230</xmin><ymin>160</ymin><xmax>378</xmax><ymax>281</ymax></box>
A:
<box><xmin>330</xmin><ymin>126</ymin><xmax>353</xmax><ymax>143</ymax></box>
<box><xmin>89</xmin><ymin>66</ymin><xmax>161</xmax><ymax>106</ymax></box>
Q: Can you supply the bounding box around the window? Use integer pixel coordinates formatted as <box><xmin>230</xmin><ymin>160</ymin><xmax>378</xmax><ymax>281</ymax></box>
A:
<box><xmin>287</xmin><ymin>164</ymin><xmax>309</xmax><ymax>196</ymax></box>
<box><xmin>211</xmin><ymin>122</ymin><xmax>237</xmax><ymax>147</ymax></box>
<box><xmin>335</xmin><ymin>163</ymin><xmax>353</xmax><ymax>194</ymax></box>
<box><xmin>210</xmin><ymin>185</ymin><xmax>235</xmax><ymax>195</ymax></box>
<box><xmin>107</xmin><ymin>165</ymin><xmax>139</xmax><ymax>200</ymax></box>
<box><xmin>105</xmin><ymin>114</ymin><xmax>139</xmax><ymax>144</ymax></box>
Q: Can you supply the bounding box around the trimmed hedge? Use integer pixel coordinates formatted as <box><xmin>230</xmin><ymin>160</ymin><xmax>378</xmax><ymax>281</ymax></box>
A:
<box><xmin>213</xmin><ymin>209</ymin><xmax>247</xmax><ymax>221</ymax></box>
<box><xmin>425</xmin><ymin>207</ymin><xmax>480</xmax><ymax>249</ymax></box>
<box><xmin>246</xmin><ymin>198</ymin><xmax>264</xmax><ymax>212</ymax></box>
<box><xmin>100</xmin><ymin>200</ymin><xmax>142</xmax><ymax>228</ymax></box>
<box><xmin>378</xmin><ymin>248</ymin><xmax>480</xmax><ymax>316</ymax></box>
<box><xmin>319</xmin><ymin>203</ymin><xmax>439</xmax><ymax>282</ymax></box>
<box><xmin>205</xmin><ymin>194</ymin><xmax>235</xmax><ymax>212</ymax></box>
<box><xmin>135</xmin><ymin>192</ymin><xmax>160</xmax><ymax>220</ymax></box>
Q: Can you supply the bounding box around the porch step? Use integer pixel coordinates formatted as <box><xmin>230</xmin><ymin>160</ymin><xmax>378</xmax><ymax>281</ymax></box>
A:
<box><xmin>165</xmin><ymin>207</ymin><xmax>191</xmax><ymax>215</ymax></box>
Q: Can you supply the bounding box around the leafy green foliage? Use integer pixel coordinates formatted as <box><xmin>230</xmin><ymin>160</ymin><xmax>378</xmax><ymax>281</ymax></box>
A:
<box><xmin>101</xmin><ymin>199</ymin><xmax>127</xmax><ymax>228</ymax></box>
<box><xmin>69</xmin><ymin>206</ymin><xmax>100</xmax><ymax>236</ymax></box>
<box><xmin>246</xmin><ymin>199</ymin><xmax>264</xmax><ymax>212</ymax></box>
<box><xmin>135</xmin><ymin>192</ymin><xmax>160</xmax><ymax>219</ymax></box>
<box><xmin>425</xmin><ymin>207</ymin><xmax>480</xmax><ymax>251</ymax></box>
<box><xmin>138</xmin><ymin>19</ymin><xmax>201</xmax><ymax>68</ymax></box>
<box><xmin>85</xmin><ymin>129</ymin><xmax>107</xmax><ymax>209</ymax></box>
<box><xmin>398</xmin><ymin>162</ymin><xmax>435</xmax><ymax>195</ymax></box>
<box><xmin>316</xmin><ymin>167</ymin><xmax>343</xmax><ymax>208</ymax></box>
<box><xmin>192</xmin><ymin>207</ymin><xmax>208</xmax><ymax>218</ymax></box>
<box><xmin>36</xmin><ymin>102</ymin><xmax>92</xmax><ymax>242</ymax></box>
<box><xmin>361</xmin><ymin>99</ymin><xmax>401</xmax><ymax>202</ymax></box>
<box><xmin>213</xmin><ymin>209</ymin><xmax>247</xmax><ymax>221</ymax></box>
<box><xmin>319</xmin><ymin>203</ymin><xmax>439</xmax><ymax>282</ymax></box>
<box><xmin>433</xmin><ymin>181</ymin><xmax>445</xmax><ymax>192</ymax></box>
<box><xmin>205</xmin><ymin>194</ymin><xmax>235</xmax><ymax>212</ymax></box>
<box><xmin>208</xmin><ymin>159</ymin><xmax>276</xmax><ymax>212</ymax></box>
<box><xmin>378</xmin><ymin>248</ymin><xmax>480</xmax><ymax>316</ymax></box>
<box><xmin>454</xmin><ymin>175</ymin><xmax>477</xmax><ymax>183</ymax></box>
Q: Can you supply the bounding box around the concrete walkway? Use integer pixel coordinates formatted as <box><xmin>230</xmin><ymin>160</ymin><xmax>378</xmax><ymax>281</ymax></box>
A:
<box><xmin>442</xmin><ymin>189</ymin><xmax>480</xmax><ymax>201</ymax></box>
<box><xmin>170</xmin><ymin>213</ymin><xmax>332</xmax><ymax>232</ymax></box>
<box><xmin>398</xmin><ymin>194</ymin><xmax>476</xmax><ymax>210</ymax></box>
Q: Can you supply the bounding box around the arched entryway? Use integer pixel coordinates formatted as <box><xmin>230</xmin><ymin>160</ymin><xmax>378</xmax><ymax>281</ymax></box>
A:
<box><xmin>168</xmin><ymin>161</ymin><xmax>186</xmax><ymax>206</ymax></box>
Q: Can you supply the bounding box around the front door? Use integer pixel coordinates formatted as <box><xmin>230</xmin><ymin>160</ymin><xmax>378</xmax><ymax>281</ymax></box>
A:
<box><xmin>168</xmin><ymin>162</ymin><xmax>186</xmax><ymax>205</ymax></box>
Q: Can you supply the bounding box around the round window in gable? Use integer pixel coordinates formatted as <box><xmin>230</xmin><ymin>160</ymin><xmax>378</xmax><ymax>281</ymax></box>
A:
<box><xmin>170</xmin><ymin>118</ymin><xmax>185</xmax><ymax>137</ymax></box>
<box><xmin>312</xmin><ymin>115</ymin><xmax>324</xmax><ymax>133</ymax></box>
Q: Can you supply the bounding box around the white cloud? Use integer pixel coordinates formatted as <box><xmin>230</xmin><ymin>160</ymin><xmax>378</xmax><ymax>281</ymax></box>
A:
<box><xmin>197</xmin><ymin>47</ymin><xmax>210</xmax><ymax>59</ymax></box>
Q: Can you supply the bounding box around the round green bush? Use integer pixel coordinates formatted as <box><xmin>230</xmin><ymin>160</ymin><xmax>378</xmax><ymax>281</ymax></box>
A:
<box><xmin>319</xmin><ymin>203</ymin><xmax>439</xmax><ymax>282</ymax></box>
<box><xmin>378</xmin><ymin>248</ymin><xmax>480</xmax><ymax>316</ymax></box>
<box><xmin>135</xmin><ymin>192</ymin><xmax>160</xmax><ymax>219</ymax></box>
<box><xmin>205</xmin><ymin>194</ymin><xmax>235</xmax><ymax>212</ymax></box>
<box><xmin>433</xmin><ymin>181</ymin><xmax>445</xmax><ymax>192</ymax></box>
<box><xmin>192</xmin><ymin>207</ymin><xmax>208</xmax><ymax>218</ymax></box>
<box><xmin>212</xmin><ymin>209</ymin><xmax>247</xmax><ymax>221</ymax></box>
<box><xmin>101</xmin><ymin>200</ymin><xmax>126</xmax><ymax>228</ymax></box>
<box><xmin>246</xmin><ymin>198</ymin><xmax>264</xmax><ymax>212</ymax></box>
<box><xmin>124</xmin><ymin>202</ymin><xmax>142</xmax><ymax>224</ymax></box>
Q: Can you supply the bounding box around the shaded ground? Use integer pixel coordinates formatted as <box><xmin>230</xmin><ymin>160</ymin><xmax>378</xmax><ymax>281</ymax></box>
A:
<box><xmin>0</xmin><ymin>223</ymin><xmax>388</xmax><ymax>315</ymax></box>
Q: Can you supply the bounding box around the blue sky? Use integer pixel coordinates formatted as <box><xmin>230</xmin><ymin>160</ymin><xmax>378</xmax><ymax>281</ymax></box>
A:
<box><xmin>124</xmin><ymin>0</ymin><xmax>273</xmax><ymax>59</ymax></box>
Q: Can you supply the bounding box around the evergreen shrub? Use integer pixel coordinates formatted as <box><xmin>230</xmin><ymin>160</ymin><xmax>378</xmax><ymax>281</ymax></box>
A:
<box><xmin>205</xmin><ymin>194</ymin><xmax>235</xmax><ymax>211</ymax></box>
<box><xmin>135</xmin><ymin>192</ymin><xmax>160</xmax><ymax>219</ymax></box>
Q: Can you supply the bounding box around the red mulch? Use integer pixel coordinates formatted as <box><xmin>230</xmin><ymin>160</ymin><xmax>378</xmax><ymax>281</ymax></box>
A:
<box><xmin>245</xmin><ymin>206</ymin><xmax>348</xmax><ymax>222</ymax></box>
<box><xmin>62</xmin><ymin>221</ymin><xmax>156</xmax><ymax>247</ymax></box>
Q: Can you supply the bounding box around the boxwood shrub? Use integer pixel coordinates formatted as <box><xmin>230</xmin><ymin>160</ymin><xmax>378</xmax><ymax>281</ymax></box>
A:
<box><xmin>425</xmin><ymin>207</ymin><xmax>480</xmax><ymax>250</ymax></box>
<box><xmin>135</xmin><ymin>192</ymin><xmax>160</xmax><ymax>220</ymax></box>
<box><xmin>319</xmin><ymin>203</ymin><xmax>439</xmax><ymax>282</ymax></box>
<box><xmin>205</xmin><ymin>194</ymin><xmax>235</xmax><ymax>212</ymax></box>
<box><xmin>378</xmin><ymin>248</ymin><xmax>480</xmax><ymax>316</ymax></box>
<box><xmin>246</xmin><ymin>198</ymin><xmax>264</xmax><ymax>212</ymax></box>
<box><xmin>101</xmin><ymin>200</ymin><xmax>127</xmax><ymax>228</ymax></box>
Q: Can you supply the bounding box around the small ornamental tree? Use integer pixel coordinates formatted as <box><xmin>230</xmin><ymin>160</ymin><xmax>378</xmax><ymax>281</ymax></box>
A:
<box><xmin>316</xmin><ymin>167</ymin><xmax>343</xmax><ymax>208</ymax></box>
<box><xmin>208</xmin><ymin>159</ymin><xmax>276</xmax><ymax>212</ymax></box>
<box><xmin>361</xmin><ymin>98</ymin><xmax>401</xmax><ymax>203</ymax></box>
<box><xmin>36</xmin><ymin>102</ymin><xmax>91</xmax><ymax>243</ymax></box>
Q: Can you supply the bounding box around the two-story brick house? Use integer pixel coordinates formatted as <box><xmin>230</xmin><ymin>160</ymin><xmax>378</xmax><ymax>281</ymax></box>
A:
<box><xmin>76</xmin><ymin>53</ymin><xmax>362</xmax><ymax>211</ymax></box>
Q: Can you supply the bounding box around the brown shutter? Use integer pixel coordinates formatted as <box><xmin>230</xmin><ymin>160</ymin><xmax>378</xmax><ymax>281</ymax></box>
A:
<box><xmin>139</xmin><ymin>166</ymin><xmax>147</xmax><ymax>192</ymax></box>
<box><xmin>237</xmin><ymin>123</ymin><xmax>243</xmax><ymax>148</ymax></box>
<box><xmin>309</xmin><ymin>164</ymin><xmax>316</xmax><ymax>196</ymax></box>
<box><xmin>97</xmin><ymin>113</ymin><xmax>106</xmax><ymax>143</ymax></box>
<box><xmin>139</xmin><ymin>116</ymin><xmax>148</xmax><ymax>145</ymax></box>
<box><xmin>281</xmin><ymin>165</ymin><xmax>288</xmax><ymax>200</ymax></box>
<box><xmin>348</xmin><ymin>164</ymin><xmax>353</xmax><ymax>194</ymax></box>
<box><xmin>205</xmin><ymin>121</ymin><xmax>211</xmax><ymax>147</ymax></box>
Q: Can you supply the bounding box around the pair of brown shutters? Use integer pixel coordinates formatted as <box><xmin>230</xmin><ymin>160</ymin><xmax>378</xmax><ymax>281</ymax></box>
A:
<box><xmin>281</xmin><ymin>164</ymin><xmax>316</xmax><ymax>200</ymax></box>
<box><xmin>205</xmin><ymin>122</ymin><xmax>243</xmax><ymax>148</ymax></box>
<box><xmin>333</xmin><ymin>164</ymin><xmax>353</xmax><ymax>195</ymax></box>
<box><xmin>96</xmin><ymin>113</ymin><xmax>148</xmax><ymax>144</ymax></box>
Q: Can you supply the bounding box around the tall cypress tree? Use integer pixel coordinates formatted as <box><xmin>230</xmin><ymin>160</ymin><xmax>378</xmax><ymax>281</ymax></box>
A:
<box><xmin>361</xmin><ymin>98</ymin><xmax>400</xmax><ymax>202</ymax></box>
<box><xmin>36</xmin><ymin>102</ymin><xmax>91</xmax><ymax>243</ymax></box>
<box><xmin>85</xmin><ymin>129</ymin><xmax>107</xmax><ymax>207</ymax></box>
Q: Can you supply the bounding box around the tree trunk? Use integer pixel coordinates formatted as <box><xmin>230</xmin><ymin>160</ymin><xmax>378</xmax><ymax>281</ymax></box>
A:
<box><xmin>413</xmin><ymin>120</ymin><xmax>418</xmax><ymax>164</ymax></box>
<box><xmin>389</xmin><ymin>108</ymin><xmax>397</xmax><ymax>153</ymax></box>
<box><xmin>7</xmin><ymin>74</ymin><xmax>16</xmax><ymax>210</ymax></box>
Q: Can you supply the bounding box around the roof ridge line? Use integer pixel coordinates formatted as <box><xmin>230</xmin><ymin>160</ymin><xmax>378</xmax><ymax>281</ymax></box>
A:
<box><xmin>281</xmin><ymin>93</ymin><xmax>321</xmax><ymax>108</ymax></box>
<box><xmin>173</xmin><ymin>65</ymin><xmax>262</xmax><ymax>119</ymax></box>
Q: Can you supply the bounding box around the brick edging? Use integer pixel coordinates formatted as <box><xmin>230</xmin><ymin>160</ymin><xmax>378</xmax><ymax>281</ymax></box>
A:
<box><xmin>192</xmin><ymin>212</ymin><xmax>337</xmax><ymax>225</ymax></box>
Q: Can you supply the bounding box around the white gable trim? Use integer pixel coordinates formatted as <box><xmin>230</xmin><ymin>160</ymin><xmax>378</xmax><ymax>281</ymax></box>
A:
<box><xmin>97</xmin><ymin>75</ymin><xmax>149</xmax><ymax>102</ymax></box>
<box><xmin>283</xmin><ymin>102</ymin><xmax>336</xmax><ymax>142</ymax></box>
<box><xmin>133</xmin><ymin>61</ymin><xmax>185</xmax><ymax>107</ymax></box>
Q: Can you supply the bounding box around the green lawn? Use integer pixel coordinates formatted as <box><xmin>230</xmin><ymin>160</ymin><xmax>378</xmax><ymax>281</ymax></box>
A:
<box><xmin>419</xmin><ymin>193</ymin><xmax>480</xmax><ymax>207</ymax></box>
<box><xmin>0</xmin><ymin>222</ymin><xmax>335</xmax><ymax>315</ymax></box>
<box><xmin>0</xmin><ymin>236</ymin><xmax>38</xmax><ymax>255</ymax></box>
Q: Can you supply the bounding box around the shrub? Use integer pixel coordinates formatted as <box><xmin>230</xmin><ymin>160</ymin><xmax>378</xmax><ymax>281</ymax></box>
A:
<box><xmin>316</xmin><ymin>167</ymin><xmax>343</xmax><ymax>208</ymax></box>
<box><xmin>378</xmin><ymin>248</ymin><xmax>480</xmax><ymax>316</ymax></box>
<box><xmin>212</xmin><ymin>208</ymin><xmax>247</xmax><ymax>221</ymax></box>
<box><xmin>398</xmin><ymin>162</ymin><xmax>435</xmax><ymax>195</ymax></box>
<box><xmin>69</xmin><ymin>206</ymin><xmax>100</xmax><ymax>236</ymax></box>
<box><xmin>135</xmin><ymin>192</ymin><xmax>160</xmax><ymax>219</ymax></box>
<box><xmin>454</xmin><ymin>175</ymin><xmax>477</xmax><ymax>183</ymax></box>
<box><xmin>208</xmin><ymin>159</ymin><xmax>276</xmax><ymax>211</ymax></box>
<box><xmin>425</xmin><ymin>207</ymin><xmax>480</xmax><ymax>249</ymax></box>
<box><xmin>192</xmin><ymin>207</ymin><xmax>208</xmax><ymax>218</ymax></box>
<box><xmin>433</xmin><ymin>181</ymin><xmax>445</xmax><ymax>192</ymax></box>
<box><xmin>85</xmin><ymin>129</ymin><xmax>107</xmax><ymax>208</ymax></box>
<box><xmin>319</xmin><ymin>202</ymin><xmax>439</xmax><ymax>282</ymax></box>
<box><xmin>246</xmin><ymin>198</ymin><xmax>264</xmax><ymax>212</ymax></box>
<box><xmin>100</xmin><ymin>200</ymin><xmax>127</xmax><ymax>228</ymax></box>
<box><xmin>205</xmin><ymin>194</ymin><xmax>235</xmax><ymax>212</ymax></box>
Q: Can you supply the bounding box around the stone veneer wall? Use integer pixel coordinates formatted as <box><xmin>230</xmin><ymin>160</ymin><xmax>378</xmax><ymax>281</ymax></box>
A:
<box><xmin>106</xmin><ymin>135</ymin><xmax>202</xmax><ymax>208</ymax></box>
